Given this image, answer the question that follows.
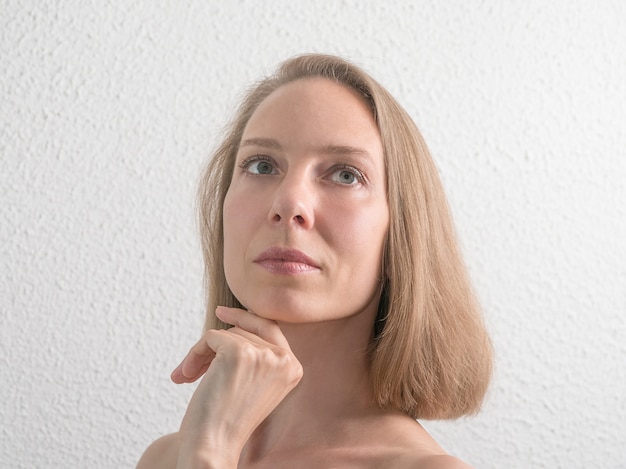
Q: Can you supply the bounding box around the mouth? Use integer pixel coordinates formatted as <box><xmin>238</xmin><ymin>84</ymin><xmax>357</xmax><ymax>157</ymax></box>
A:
<box><xmin>253</xmin><ymin>247</ymin><xmax>320</xmax><ymax>274</ymax></box>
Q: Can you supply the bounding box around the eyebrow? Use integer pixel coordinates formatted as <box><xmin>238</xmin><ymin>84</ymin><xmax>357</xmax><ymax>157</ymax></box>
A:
<box><xmin>240</xmin><ymin>137</ymin><xmax>372</xmax><ymax>158</ymax></box>
<box><xmin>240</xmin><ymin>137</ymin><xmax>283</xmax><ymax>151</ymax></box>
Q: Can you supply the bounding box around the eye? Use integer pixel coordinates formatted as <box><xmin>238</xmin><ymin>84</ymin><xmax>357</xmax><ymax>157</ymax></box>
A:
<box><xmin>240</xmin><ymin>156</ymin><xmax>277</xmax><ymax>175</ymax></box>
<box><xmin>328</xmin><ymin>166</ymin><xmax>364</xmax><ymax>185</ymax></box>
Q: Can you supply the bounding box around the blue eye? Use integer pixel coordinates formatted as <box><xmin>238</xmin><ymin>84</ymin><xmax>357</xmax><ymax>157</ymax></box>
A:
<box><xmin>240</xmin><ymin>156</ymin><xmax>277</xmax><ymax>175</ymax></box>
<box><xmin>250</xmin><ymin>160</ymin><xmax>274</xmax><ymax>174</ymax></box>
<box><xmin>329</xmin><ymin>166</ymin><xmax>363</xmax><ymax>185</ymax></box>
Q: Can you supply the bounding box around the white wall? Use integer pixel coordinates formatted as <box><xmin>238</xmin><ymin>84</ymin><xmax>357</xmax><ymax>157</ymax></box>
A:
<box><xmin>2</xmin><ymin>1</ymin><xmax>625</xmax><ymax>468</ymax></box>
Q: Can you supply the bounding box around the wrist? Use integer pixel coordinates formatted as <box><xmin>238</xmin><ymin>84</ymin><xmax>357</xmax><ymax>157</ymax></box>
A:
<box><xmin>177</xmin><ymin>451</ymin><xmax>237</xmax><ymax>469</ymax></box>
<box><xmin>177</xmin><ymin>436</ymin><xmax>240</xmax><ymax>469</ymax></box>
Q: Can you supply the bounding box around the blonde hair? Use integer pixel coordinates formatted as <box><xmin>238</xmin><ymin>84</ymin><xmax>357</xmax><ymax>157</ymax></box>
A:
<box><xmin>197</xmin><ymin>54</ymin><xmax>492</xmax><ymax>419</ymax></box>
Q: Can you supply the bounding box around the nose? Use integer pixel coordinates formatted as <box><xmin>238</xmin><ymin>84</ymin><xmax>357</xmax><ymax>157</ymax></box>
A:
<box><xmin>268</xmin><ymin>174</ymin><xmax>315</xmax><ymax>229</ymax></box>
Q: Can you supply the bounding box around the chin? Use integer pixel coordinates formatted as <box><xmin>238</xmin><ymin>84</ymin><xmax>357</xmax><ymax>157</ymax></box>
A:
<box><xmin>237</xmin><ymin>295</ymin><xmax>323</xmax><ymax>324</ymax></box>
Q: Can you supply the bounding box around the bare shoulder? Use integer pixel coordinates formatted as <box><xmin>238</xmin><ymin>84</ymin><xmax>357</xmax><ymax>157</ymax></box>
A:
<box><xmin>136</xmin><ymin>432</ymin><xmax>179</xmax><ymax>469</ymax></box>
<box><xmin>370</xmin><ymin>415</ymin><xmax>474</xmax><ymax>469</ymax></box>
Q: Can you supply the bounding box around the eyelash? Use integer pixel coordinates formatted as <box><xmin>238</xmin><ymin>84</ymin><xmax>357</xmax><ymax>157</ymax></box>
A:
<box><xmin>330</xmin><ymin>164</ymin><xmax>366</xmax><ymax>185</ymax></box>
<box><xmin>239</xmin><ymin>155</ymin><xmax>366</xmax><ymax>186</ymax></box>
<box><xmin>239</xmin><ymin>155</ymin><xmax>277</xmax><ymax>174</ymax></box>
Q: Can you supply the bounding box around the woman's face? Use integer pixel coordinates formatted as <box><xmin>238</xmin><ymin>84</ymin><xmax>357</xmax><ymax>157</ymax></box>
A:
<box><xmin>222</xmin><ymin>77</ymin><xmax>389</xmax><ymax>324</ymax></box>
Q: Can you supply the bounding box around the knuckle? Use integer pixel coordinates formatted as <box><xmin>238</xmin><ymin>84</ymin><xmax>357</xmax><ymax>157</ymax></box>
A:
<box><xmin>274</xmin><ymin>348</ymin><xmax>303</xmax><ymax>382</ymax></box>
<box><xmin>292</xmin><ymin>359</ymin><xmax>304</xmax><ymax>381</ymax></box>
<box><xmin>273</xmin><ymin>348</ymin><xmax>293</xmax><ymax>369</ymax></box>
<box><xmin>235</xmin><ymin>341</ymin><xmax>257</xmax><ymax>361</ymax></box>
<box><xmin>201</xmin><ymin>329</ymin><xmax>222</xmax><ymax>348</ymax></box>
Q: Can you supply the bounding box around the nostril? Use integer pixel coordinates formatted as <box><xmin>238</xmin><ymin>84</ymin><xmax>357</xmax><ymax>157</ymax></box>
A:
<box><xmin>294</xmin><ymin>215</ymin><xmax>305</xmax><ymax>225</ymax></box>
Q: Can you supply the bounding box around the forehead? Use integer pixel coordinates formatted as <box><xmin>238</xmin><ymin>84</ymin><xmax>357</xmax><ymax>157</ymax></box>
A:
<box><xmin>241</xmin><ymin>78</ymin><xmax>383</xmax><ymax>157</ymax></box>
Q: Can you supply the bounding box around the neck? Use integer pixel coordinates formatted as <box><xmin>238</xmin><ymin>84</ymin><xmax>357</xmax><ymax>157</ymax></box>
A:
<box><xmin>242</xmin><ymin>309</ymin><xmax>379</xmax><ymax>459</ymax></box>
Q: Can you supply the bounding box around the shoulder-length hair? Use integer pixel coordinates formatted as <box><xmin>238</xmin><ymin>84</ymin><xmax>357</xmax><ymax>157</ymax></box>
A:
<box><xmin>197</xmin><ymin>53</ymin><xmax>492</xmax><ymax>420</ymax></box>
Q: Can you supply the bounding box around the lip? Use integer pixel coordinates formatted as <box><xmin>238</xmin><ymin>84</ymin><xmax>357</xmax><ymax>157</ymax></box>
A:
<box><xmin>253</xmin><ymin>247</ymin><xmax>320</xmax><ymax>275</ymax></box>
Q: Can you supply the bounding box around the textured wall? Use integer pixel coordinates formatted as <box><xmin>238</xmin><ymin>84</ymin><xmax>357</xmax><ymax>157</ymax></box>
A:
<box><xmin>2</xmin><ymin>1</ymin><xmax>625</xmax><ymax>468</ymax></box>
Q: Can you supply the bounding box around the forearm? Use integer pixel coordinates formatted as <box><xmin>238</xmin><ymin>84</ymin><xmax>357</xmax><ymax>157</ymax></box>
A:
<box><xmin>177</xmin><ymin>446</ymin><xmax>238</xmax><ymax>469</ymax></box>
<box><xmin>176</xmin><ymin>430</ymin><xmax>244</xmax><ymax>469</ymax></box>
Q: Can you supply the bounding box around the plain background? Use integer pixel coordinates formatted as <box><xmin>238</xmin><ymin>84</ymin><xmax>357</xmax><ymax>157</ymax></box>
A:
<box><xmin>2</xmin><ymin>1</ymin><xmax>625</xmax><ymax>468</ymax></box>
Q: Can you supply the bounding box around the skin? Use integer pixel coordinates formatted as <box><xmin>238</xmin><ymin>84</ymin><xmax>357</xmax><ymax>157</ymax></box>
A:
<box><xmin>137</xmin><ymin>78</ymin><xmax>473</xmax><ymax>469</ymax></box>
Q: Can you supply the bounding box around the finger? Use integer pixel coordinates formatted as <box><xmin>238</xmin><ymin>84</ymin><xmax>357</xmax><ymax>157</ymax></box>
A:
<box><xmin>216</xmin><ymin>306</ymin><xmax>290</xmax><ymax>348</ymax></box>
<box><xmin>171</xmin><ymin>351</ymin><xmax>213</xmax><ymax>384</ymax></box>
<box><xmin>170</xmin><ymin>326</ymin><xmax>260</xmax><ymax>384</ymax></box>
<box><xmin>171</xmin><ymin>333</ymin><xmax>218</xmax><ymax>384</ymax></box>
<box><xmin>225</xmin><ymin>326</ymin><xmax>276</xmax><ymax>348</ymax></box>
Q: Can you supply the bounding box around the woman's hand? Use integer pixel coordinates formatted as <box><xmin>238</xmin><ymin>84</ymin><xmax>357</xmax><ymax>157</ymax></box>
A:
<box><xmin>171</xmin><ymin>306</ymin><xmax>303</xmax><ymax>469</ymax></box>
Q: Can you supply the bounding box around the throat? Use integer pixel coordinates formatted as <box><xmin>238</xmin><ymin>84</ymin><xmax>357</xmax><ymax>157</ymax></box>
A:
<box><xmin>241</xmin><ymin>322</ymin><xmax>377</xmax><ymax>462</ymax></box>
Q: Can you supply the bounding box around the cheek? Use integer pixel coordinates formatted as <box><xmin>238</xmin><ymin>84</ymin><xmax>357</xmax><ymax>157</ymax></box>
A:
<box><xmin>222</xmin><ymin>191</ymin><xmax>236</xmax><ymax>240</ymax></box>
<box><xmin>328</xmin><ymin>200</ymin><xmax>389</xmax><ymax>264</ymax></box>
<box><xmin>222</xmin><ymin>189</ymin><xmax>266</xmax><ymax>286</ymax></box>
<box><xmin>222</xmin><ymin>192</ymin><xmax>246</xmax><ymax>284</ymax></box>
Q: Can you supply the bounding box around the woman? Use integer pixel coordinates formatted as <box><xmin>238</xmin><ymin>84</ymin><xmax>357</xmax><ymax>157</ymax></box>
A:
<box><xmin>138</xmin><ymin>54</ymin><xmax>492</xmax><ymax>468</ymax></box>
